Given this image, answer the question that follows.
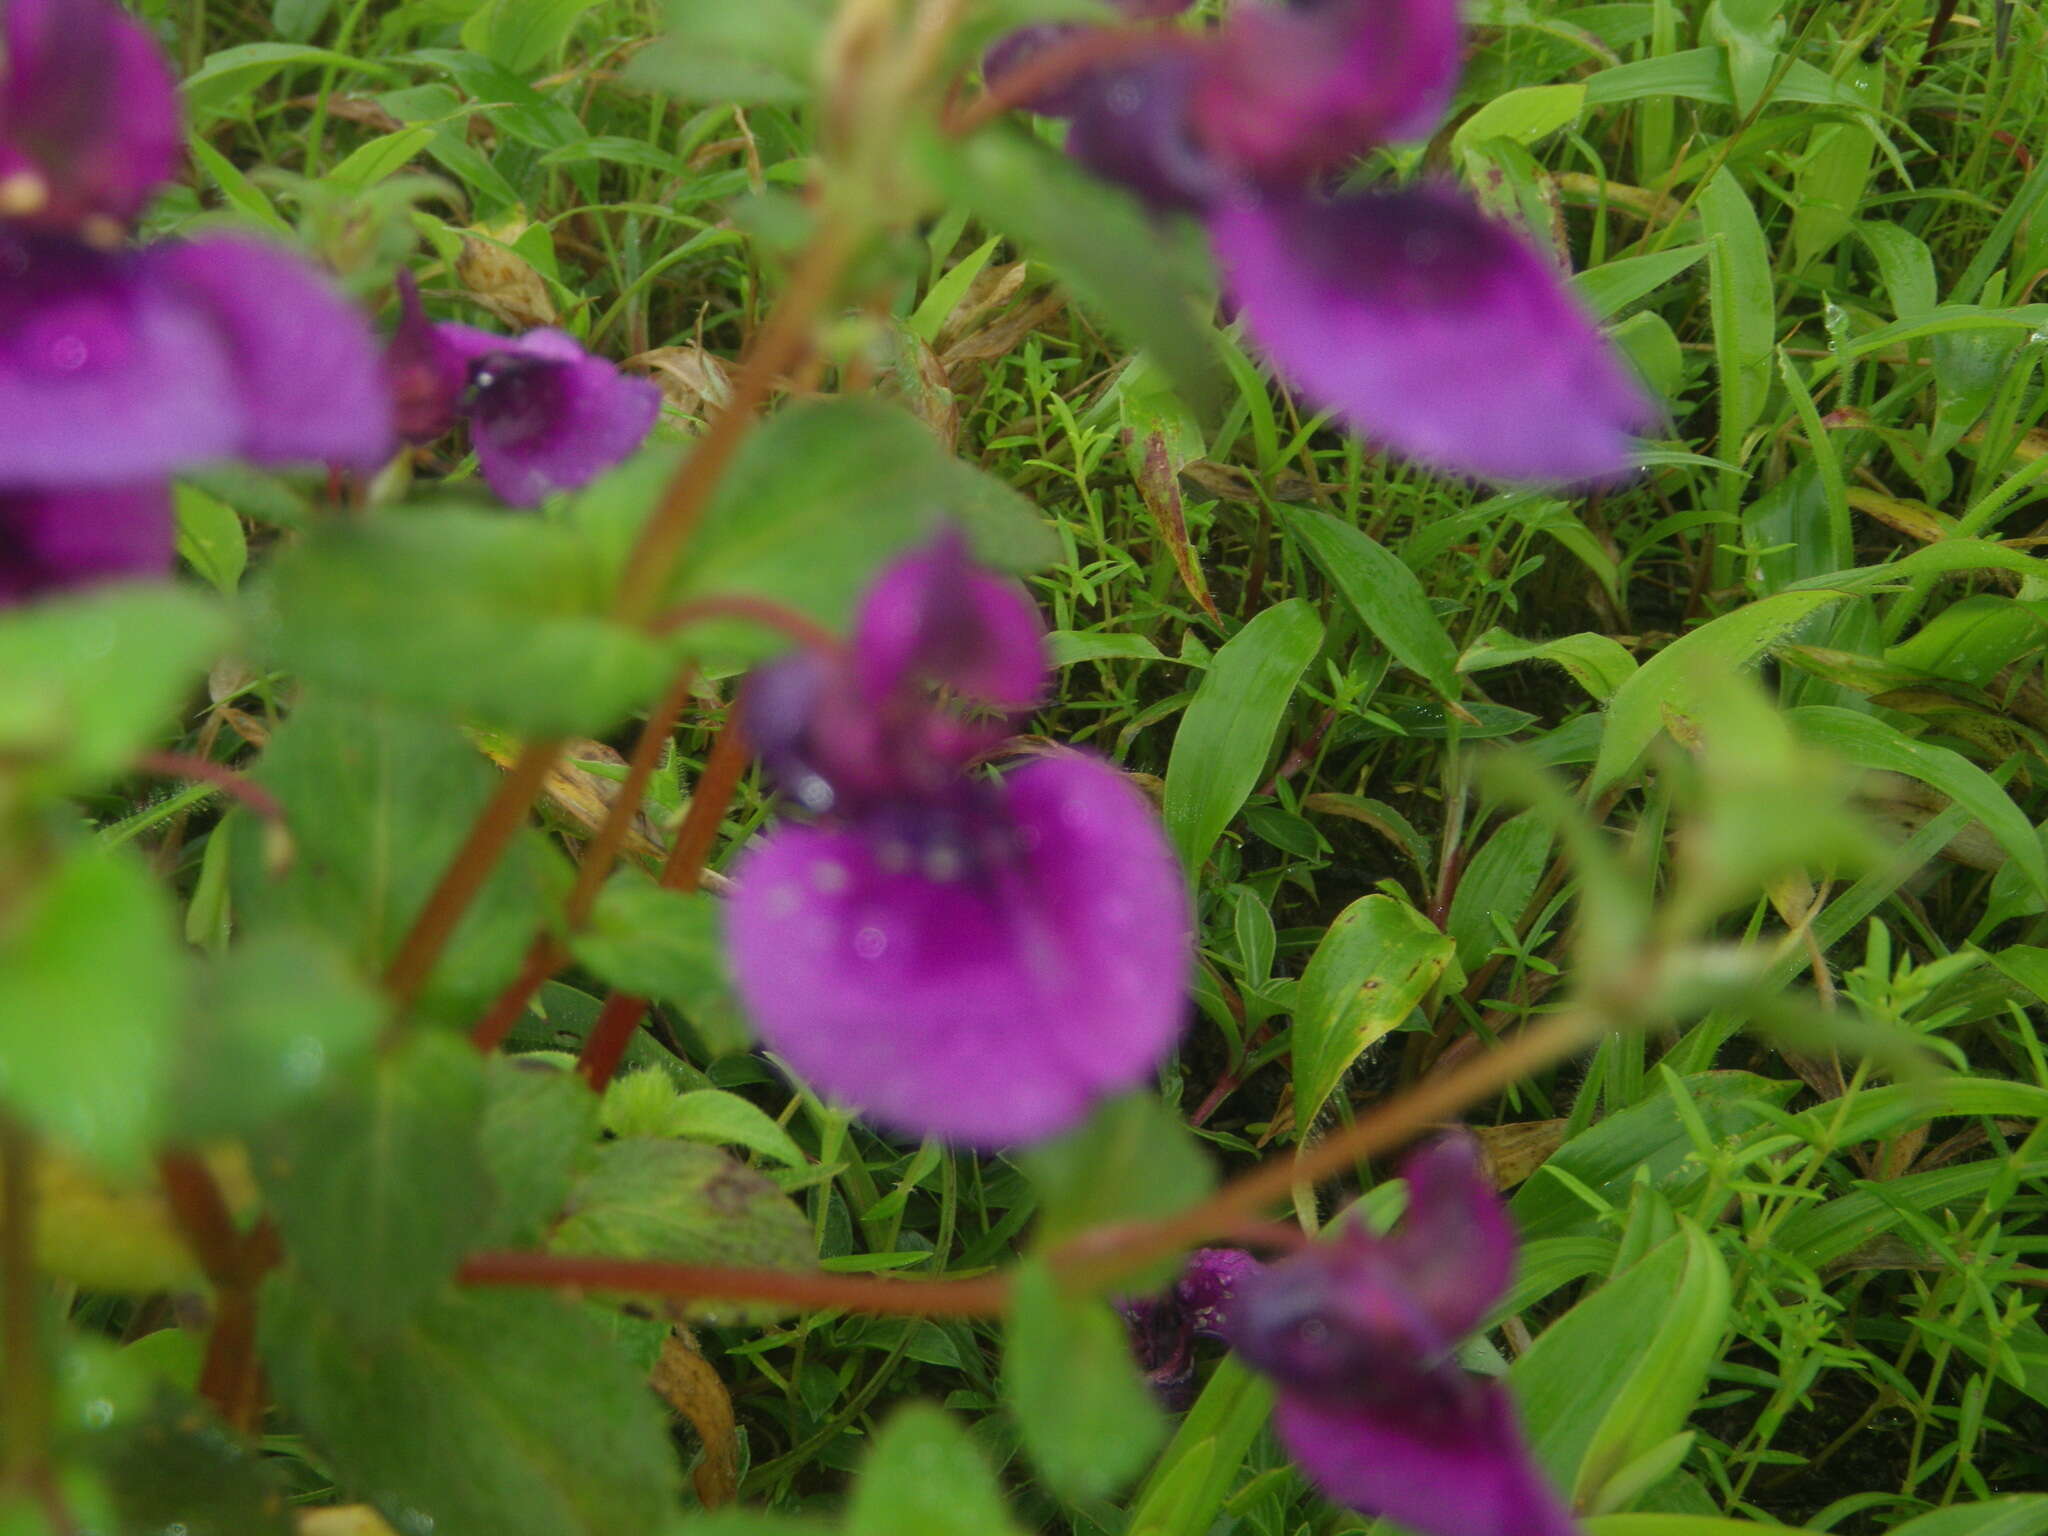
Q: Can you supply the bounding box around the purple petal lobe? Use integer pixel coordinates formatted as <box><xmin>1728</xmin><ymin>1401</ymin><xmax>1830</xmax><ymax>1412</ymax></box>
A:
<box><xmin>1065</xmin><ymin>51</ymin><xmax>1224</xmax><ymax>214</ymax></box>
<box><xmin>143</xmin><ymin>237</ymin><xmax>395</xmax><ymax>472</ymax></box>
<box><xmin>385</xmin><ymin>271</ymin><xmax>489</xmax><ymax>443</ymax></box>
<box><xmin>0</xmin><ymin>231</ymin><xmax>242</xmax><ymax>482</ymax></box>
<box><xmin>1275</xmin><ymin>1379</ymin><xmax>1578</xmax><ymax>1536</ymax></box>
<box><xmin>463</xmin><ymin>329</ymin><xmax>661</xmax><ymax>507</ymax></box>
<box><xmin>0</xmin><ymin>483</ymin><xmax>173</xmax><ymax>604</ymax></box>
<box><xmin>0</xmin><ymin>0</ymin><xmax>181</xmax><ymax>232</ymax></box>
<box><xmin>1193</xmin><ymin>0</ymin><xmax>1460</xmax><ymax>180</ymax></box>
<box><xmin>1211</xmin><ymin>186</ymin><xmax>1654</xmax><ymax>485</ymax></box>
<box><xmin>725</xmin><ymin>751</ymin><xmax>1192</xmax><ymax>1147</ymax></box>
<box><xmin>1384</xmin><ymin>1133</ymin><xmax>1515</xmax><ymax>1340</ymax></box>
<box><xmin>854</xmin><ymin>533</ymin><xmax>1048</xmax><ymax>711</ymax></box>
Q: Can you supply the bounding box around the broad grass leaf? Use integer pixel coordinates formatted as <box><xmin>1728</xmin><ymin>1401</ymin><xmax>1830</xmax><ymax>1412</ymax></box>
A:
<box><xmin>260</xmin><ymin>1280</ymin><xmax>681</xmax><ymax>1536</ymax></box>
<box><xmin>1125</xmin><ymin>1358</ymin><xmax>1273</xmax><ymax>1536</ymax></box>
<box><xmin>1778</xmin><ymin>1159</ymin><xmax>2048</xmax><ymax>1270</ymax></box>
<box><xmin>1511</xmin><ymin>1224</ymin><xmax>1730</xmax><ymax>1508</ymax></box>
<box><xmin>461</xmin><ymin>0</ymin><xmax>600</xmax><ymax>74</ymax></box>
<box><xmin>1791</xmin><ymin>705</ymin><xmax>2048</xmax><ymax>901</ymax></box>
<box><xmin>0</xmin><ymin>847</ymin><xmax>180</xmax><ymax>1171</ymax></box>
<box><xmin>1291</xmin><ymin>895</ymin><xmax>1453</xmax><ymax>1137</ymax></box>
<box><xmin>1591</xmin><ymin>589</ymin><xmax>1853</xmax><ymax>791</ymax></box>
<box><xmin>1282</xmin><ymin>506</ymin><xmax>1459</xmax><ymax>698</ymax></box>
<box><xmin>847</xmin><ymin>1405</ymin><xmax>1024</xmax><ymax>1536</ymax></box>
<box><xmin>1586</xmin><ymin>1518</ymin><xmax>1797</xmax><ymax>1536</ymax></box>
<box><xmin>1571</xmin><ymin>246</ymin><xmax>1708</xmax><ymax>320</ymax></box>
<box><xmin>1888</xmin><ymin>1502</ymin><xmax>2048</xmax><ymax>1536</ymax></box>
<box><xmin>1460</xmin><ymin>629</ymin><xmax>1638</xmax><ymax>702</ymax></box>
<box><xmin>256</xmin><ymin>1034</ymin><xmax>493</xmax><ymax>1334</ymax></box>
<box><xmin>1005</xmin><ymin>1260</ymin><xmax>1165</xmax><ymax>1500</ymax></box>
<box><xmin>1700</xmin><ymin>169</ymin><xmax>1775</xmax><ymax>461</ymax></box>
<box><xmin>1163</xmin><ymin>600</ymin><xmax>1321</xmax><ymax>871</ymax></box>
<box><xmin>1445</xmin><ymin>810</ymin><xmax>1554</xmax><ymax>973</ymax></box>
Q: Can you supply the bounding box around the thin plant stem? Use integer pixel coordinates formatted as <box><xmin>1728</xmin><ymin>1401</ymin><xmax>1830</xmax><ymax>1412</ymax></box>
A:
<box><xmin>0</xmin><ymin>1118</ymin><xmax>48</xmax><ymax>1492</ymax></box>
<box><xmin>133</xmin><ymin>752</ymin><xmax>285</xmax><ymax>829</ymax></box>
<box><xmin>382</xmin><ymin>737</ymin><xmax>564</xmax><ymax>1015</ymax></box>
<box><xmin>159</xmin><ymin>1153</ymin><xmax>278</xmax><ymax>1435</ymax></box>
<box><xmin>576</xmin><ymin>713</ymin><xmax>753</xmax><ymax>1089</ymax></box>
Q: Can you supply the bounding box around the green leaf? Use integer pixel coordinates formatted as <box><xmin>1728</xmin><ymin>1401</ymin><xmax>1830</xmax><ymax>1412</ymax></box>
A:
<box><xmin>571</xmin><ymin>881</ymin><xmax>737</xmax><ymax>1014</ymax></box>
<box><xmin>1445</xmin><ymin>810</ymin><xmax>1555</xmax><ymax>973</ymax></box>
<box><xmin>1512</xmin><ymin>1224</ymin><xmax>1730</xmax><ymax>1507</ymax></box>
<box><xmin>549</xmin><ymin>1139</ymin><xmax>814</xmax><ymax>1321</ymax></box>
<box><xmin>1022</xmin><ymin>1094</ymin><xmax>1213</xmax><ymax>1260</ymax></box>
<box><xmin>1452</xmin><ymin>83</ymin><xmax>1585</xmax><ymax>165</ymax></box>
<box><xmin>847</xmin><ymin>1404</ymin><xmax>1024</xmax><ymax>1536</ymax></box>
<box><xmin>324</xmin><ymin>124</ymin><xmax>436</xmax><ymax>188</ymax></box>
<box><xmin>628</xmin><ymin>0</ymin><xmax>832</xmax><ymax>102</ymax></box>
<box><xmin>1888</xmin><ymin>1497</ymin><xmax>2048</xmax><ymax>1536</ymax></box>
<box><xmin>479</xmin><ymin>1057</ymin><xmax>601</xmax><ymax>1245</ymax></box>
<box><xmin>256</xmin><ymin>1034</ymin><xmax>493</xmax><ymax>1334</ymax></box>
<box><xmin>1580</xmin><ymin>47</ymin><xmax>1862</xmax><ymax>107</ymax></box>
<box><xmin>630</xmin><ymin>400</ymin><xmax>1054</xmax><ymax>663</ymax></box>
<box><xmin>1292</xmin><ymin>895</ymin><xmax>1453</xmax><ymax>1135</ymax></box>
<box><xmin>1586</xmin><ymin>1517</ymin><xmax>1796</xmax><ymax>1536</ymax></box>
<box><xmin>166</xmin><ymin>932</ymin><xmax>383</xmax><ymax>1142</ymax></box>
<box><xmin>1591</xmin><ymin>589</ymin><xmax>1853</xmax><ymax>791</ymax></box>
<box><xmin>1461</xmin><ymin>629</ymin><xmax>1639</xmax><ymax>702</ymax></box>
<box><xmin>238</xmin><ymin>695</ymin><xmax>558</xmax><ymax>1014</ymax></box>
<box><xmin>931</xmin><ymin>129</ymin><xmax>1222</xmax><ymax>419</ymax></box>
<box><xmin>1163</xmin><ymin>600</ymin><xmax>1322</xmax><ymax>870</ymax></box>
<box><xmin>1510</xmin><ymin>1072</ymin><xmax>1799</xmax><ymax>1241</ymax></box>
<box><xmin>261</xmin><ymin>1280</ymin><xmax>682</xmax><ymax>1536</ymax></box>
<box><xmin>1005</xmin><ymin>1259</ymin><xmax>1165</xmax><ymax>1500</ymax></box>
<box><xmin>0</xmin><ymin>847</ymin><xmax>180</xmax><ymax>1170</ymax></box>
<box><xmin>1885</xmin><ymin>594</ymin><xmax>2048</xmax><ymax>685</ymax></box>
<box><xmin>1700</xmin><ymin>168</ymin><xmax>1776</xmax><ymax>463</ymax></box>
<box><xmin>462</xmin><ymin>0</ymin><xmax>600</xmax><ymax>74</ymax></box>
<box><xmin>181</xmin><ymin>43</ymin><xmax>395</xmax><ymax>121</ymax></box>
<box><xmin>1790</xmin><ymin>705</ymin><xmax>2048</xmax><ymax>903</ymax></box>
<box><xmin>1125</xmin><ymin>1358</ymin><xmax>1274</xmax><ymax>1536</ymax></box>
<box><xmin>1282</xmin><ymin>505</ymin><xmax>1460</xmax><ymax>697</ymax></box>
<box><xmin>1572</xmin><ymin>246</ymin><xmax>1709</xmax><ymax>321</ymax></box>
<box><xmin>0</xmin><ymin>586</ymin><xmax>227</xmax><ymax>802</ymax></box>
<box><xmin>663</xmin><ymin>1090</ymin><xmax>810</xmax><ymax>1167</ymax></box>
<box><xmin>88</xmin><ymin>1397</ymin><xmax>292</xmax><ymax>1536</ymax></box>
<box><xmin>267</xmin><ymin>512</ymin><xmax>665</xmax><ymax>737</ymax></box>
<box><xmin>1792</xmin><ymin>121</ymin><xmax>1877</xmax><ymax>269</ymax></box>
<box><xmin>174</xmin><ymin>484</ymin><xmax>249</xmax><ymax>595</ymax></box>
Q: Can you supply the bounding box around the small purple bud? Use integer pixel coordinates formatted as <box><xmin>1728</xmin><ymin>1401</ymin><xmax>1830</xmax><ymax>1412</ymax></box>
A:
<box><xmin>1118</xmin><ymin>1248</ymin><xmax>1262</xmax><ymax>1407</ymax></box>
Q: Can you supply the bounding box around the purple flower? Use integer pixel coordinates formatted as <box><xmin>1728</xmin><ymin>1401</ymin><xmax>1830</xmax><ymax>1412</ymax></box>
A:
<box><xmin>0</xmin><ymin>0</ymin><xmax>181</xmax><ymax>235</ymax></box>
<box><xmin>723</xmin><ymin>535</ymin><xmax>1192</xmax><ymax>1148</ymax></box>
<box><xmin>0</xmin><ymin>484</ymin><xmax>172</xmax><ymax>602</ymax></box>
<box><xmin>983</xmin><ymin>0</ymin><xmax>1654</xmax><ymax>486</ymax></box>
<box><xmin>1226</xmin><ymin>1137</ymin><xmax>1575</xmax><ymax>1536</ymax></box>
<box><xmin>1119</xmin><ymin>1248</ymin><xmax>1260</xmax><ymax>1407</ymax></box>
<box><xmin>0</xmin><ymin>230</ymin><xmax>393</xmax><ymax>484</ymax></box>
<box><xmin>385</xmin><ymin>272</ymin><xmax>661</xmax><ymax>507</ymax></box>
<box><xmin>1209</xmin><ymin>186</ymin><xmax>1657</xmax><ymax>484</ymax></box>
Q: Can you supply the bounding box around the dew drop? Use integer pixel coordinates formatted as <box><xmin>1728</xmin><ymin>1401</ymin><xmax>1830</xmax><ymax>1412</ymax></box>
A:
<box><xmin>47</xmin><ymin>333</ymin><xmax>88</xmax><ymax>371</ymax></box>
<box><xmin>921</xmin><ymin>844</ymin><xmax>963</xmax><ymax>882</ymax></box>
<box><xmin>809</xmin><ymin>860</ymin><xmax>849</xmax><ymax>894</ymax></box>
<box><xmin>876</xmin><ymin>841</ymin><xmax>911</xmax><ymax>873</ymax></box>
<box><xmin>853</xmin><ymin>926</ymin><xmax>888</xmax><ymax>960</ymax></box>
<box><xmin>765</xmin><ymin>885</ymin><xmax>801</xmax><ymax>919</ymax></box>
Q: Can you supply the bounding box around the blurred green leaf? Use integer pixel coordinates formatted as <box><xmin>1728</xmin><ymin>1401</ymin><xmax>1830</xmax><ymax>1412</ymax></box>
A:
<box><xmin>261</xmin><ymin>1280</ymin><xmax>682</xmax><ymax>1536</ymax></box>
<box><xmin>479</xmin><ymin>1057</ymin><xmax>601</xmax><ymax>1245</ymax></box>
<box><xmin>462</xmin><ymin>0</ymin><xmax>600</xmax><ymax>74</ymax></box>
<box><xmin>847</xmin><ymin>1404</ymin><xmax>1024</xmax><ymax>1536</ymax></box>
<box><xmin>1006</xmin><ymin>1259</ymin><xmax>1165</xmax><ymax>1500</ymax></box>
<box><xmin>1022</xmin><ymin>1094</ymin><xmax>1213</xmax><ymax>1258</ymax></box>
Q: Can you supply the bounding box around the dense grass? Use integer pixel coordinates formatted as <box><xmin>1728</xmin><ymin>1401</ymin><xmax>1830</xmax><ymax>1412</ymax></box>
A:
<box><xmin>94</xmin><ymin>0</ymin><xmax>2048</xmax><ymax>1528</ymax></box>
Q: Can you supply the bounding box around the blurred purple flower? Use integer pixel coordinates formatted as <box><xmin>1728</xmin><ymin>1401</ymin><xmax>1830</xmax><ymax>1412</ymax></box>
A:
<box><xmin>1227</xmin><ymin>1137</ymin><xmax>1576</xmax><ymax>1536</ymax></box>
<box><xmin>0</xmin><ymin>0</ymin><xmax>180</xmax><ymax>235</ymax></box>
<box><xmin>385</xmin><ymin>271</ymin><xmax>661</xmax><ymax>507</ymax></box>
<box><xmin>0</xmin><ymin>484</ymin><xmax>171</xmax><ymax>603</ymax></box>
<box><xmin>723</xmin><ymin>534</ymin><xmax>1192</xmax><ymax>1147</ymax></box>
<box><xmin>982</xmin><ymin>0</ymin><xmax>1654</xmax><ymax>486</ymax></box>
<box><xmin>1118</xmin><ymin>1247</ymin><xmax>1259</xmax><ymax>1407</ymax></box>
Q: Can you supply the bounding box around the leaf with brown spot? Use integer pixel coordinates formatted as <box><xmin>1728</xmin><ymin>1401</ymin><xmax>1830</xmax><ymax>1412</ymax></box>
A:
<box><xmin>458</xmin><ymin>226</ymin><xmax>558</xmax><ymax>329</ymax></box>
<box><xmin>652</xmin><ymin>1333</ymin><xmax>740</xmax><ymax>1509</ymax></box>
<box><xmin>1131</xmin><ymin>431</ymin><xmax>1219</xmax><ymax>623</ymax></box>
<box><xmin>1463</xmin><ymin>1120</ymin><xmax>1567</xmax><ymax>1189</ymax></box>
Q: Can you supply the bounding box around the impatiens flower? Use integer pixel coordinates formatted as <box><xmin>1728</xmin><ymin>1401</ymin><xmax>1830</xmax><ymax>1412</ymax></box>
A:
<box><xmin>1118</xmin><ymin>1247</ymin><xmax>1259</xmax><ymax>1408</ymax></box>
<box><xmin>1226</xmin><ymin>1137</ymin><xmax>1575</xmax><ymax>1536</ymax></box>
<box><xmin>724</xmin><ymin>534</ymin><xmax>1192</xmax><ymax>1147</ymax></box>
<box><xmin>385</xmin><ymin>272</ymin><xmax>661</xmax><ymax>507</ymax></box>
<box><xmin>0</xmin><ymin>229</ymin><xmax>394</xmax><ymax>483</ymax></box>
<box><xmin>983</xmin><ymin>0</ymin><xmax>1656</xmax><ymax>486</ymax></box>
<box><xmin>0</xmin><ymin>0</ymin><xmax>180</xmax><ymax>235</ymax></box>
<box><xmin>0</xmin><ymin>484</ymin><xmax>171</xmax><ymax>602</ymax></box>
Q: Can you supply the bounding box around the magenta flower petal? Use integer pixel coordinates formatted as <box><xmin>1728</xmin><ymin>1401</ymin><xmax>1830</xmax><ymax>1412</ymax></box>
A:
<box><xmin>1193</xmin><ymin>0</ymin><xmax>1460</xmax><ymax>181</ymax></box>
<box><xmin>1064</xmin><ymin>51</ymin><xmax>1225</xmax><ymax>214</ymax></box>
<box><xmin>0</xmin><ymin>483</ymin><xmax>173</xmax><ymax>604</ymax></box>
<box><xmin>0</xmin><ymin>231</ymin><xmax>242</xmax><ymax>483</ymax></box>
<box><xmin>1210</xmin><ymin>185</ymin><xmax>1654</xmax><ymax>485</ymax></box>
<box><xmin>1275</xmin><ymin>1380</ymin><xmax>1577</xmax><ymax>1536</ymax></box>
<box><xmin>0</xmin><ymin>0</ymin><xmax>181</xmax><ymax>233</ymax></box>
<box><xmin>462</xmin><ymin>330</ymin><xmax>662</xmax><ymax>507</ymax></box>
<box><xmin>1382</xmin><ymin>1133</ymin><xmax>1515</xmax><ymax>1339</ymax></box>
<box><xmin>726</xmin><ymin>751</ymin><xmax>1192</xmax><ymax>1146</ymax></box>
<box><xmin>854</xmin><ymin>534</ymin><xmax>1047</xmax><ymax>711</ymax></box>
<box><xmin>386</xmin><ymin>271</ymin><xmax>494</xmax><ymax>443</ymax></box>
<box><xmin>143</xmin><ymin>237</ymin><xmax>395</xmax><ymax>472</ymax></box>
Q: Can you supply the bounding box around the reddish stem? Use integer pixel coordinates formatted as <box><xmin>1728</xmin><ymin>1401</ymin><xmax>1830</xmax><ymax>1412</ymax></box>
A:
<box><xmin>460</xmin><ymin>1253</ymin><xmax>1009</xmax><ymax>1315</ymax></box>
<box><xmin>383</xmin><ymin>738</ymin><xmax>563</xmax><ymax>1015</ymax></box>
<box><xmin>576</xmin><ymin>714</ymin><xmax>752</xmax><ymax>1089</ymax></box>
<box><xmin>158</xmin><ymin>1154</ymin><xmax>279</xmax><ymax>1434</ymax></box>
<box><xmin>470</xmin><ymin>938</ymin><xmax>566</xmax><ymax>1053</ymax></box>
<box><xmin>652</xmin><ymin>594</ymin><xmax>843</xmax><ymax>656</ymax></box>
